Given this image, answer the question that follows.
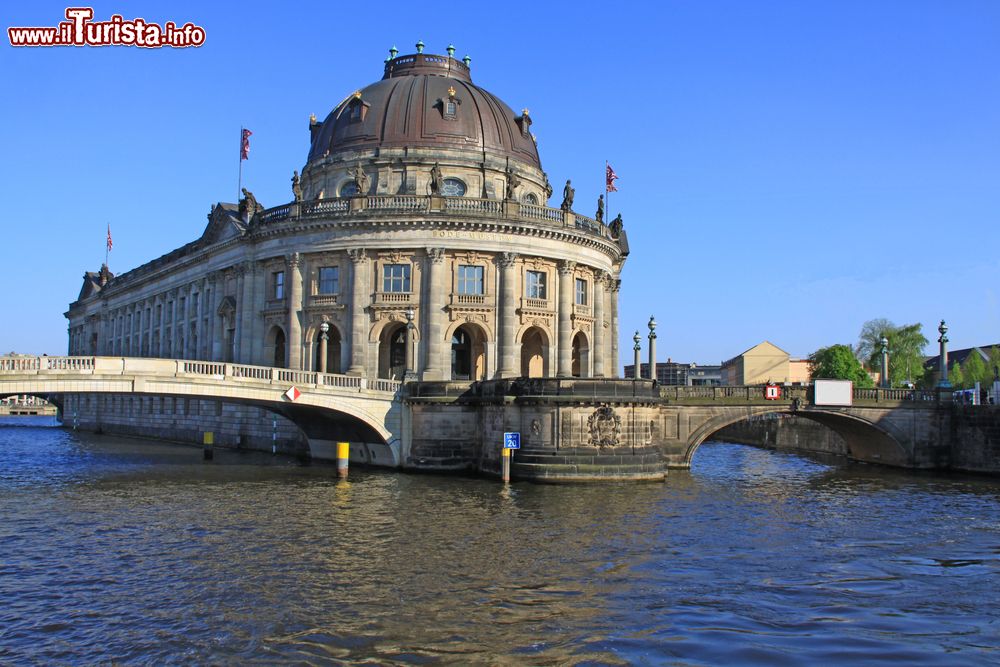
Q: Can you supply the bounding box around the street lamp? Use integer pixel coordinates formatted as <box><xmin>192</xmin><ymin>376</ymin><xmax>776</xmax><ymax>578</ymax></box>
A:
<box><xmin>937</xmin><ymin>319</ymin><xmax>950</xmax><ymax>388</ymax></box>
<box><xmin>647</xmin><ymin>316</ymin><xmax>658</xmax><ymax>383</ymax></box>
<box><xmin>319</xmin><ymin>322</ymin><xmax>330</xmax><ymax>374</ymax></box>
<box><xmin>632</xmin><ymin>330</ymin><xmax>641</xmax><ymax>379</ymax></box>
<box><xmin>404</xmin><ymin>308</ymin><xmax>416</xmax><ymax>381</ymax></box>
<box><xmin>880</xmin><ymin>335</ymin><xmax>889</xmax><ymax>388</ymax></box>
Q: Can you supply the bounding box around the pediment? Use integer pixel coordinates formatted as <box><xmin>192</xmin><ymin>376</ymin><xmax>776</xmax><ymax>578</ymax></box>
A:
<box><xmin>217</xmin><ymin>295</ymin><xmax>237</xmax><ymax>317</ymax></box>
<box><xmin>201</xmin><ymin>203</ymin><xmax>247</xmax><ymax>245</ymax></box>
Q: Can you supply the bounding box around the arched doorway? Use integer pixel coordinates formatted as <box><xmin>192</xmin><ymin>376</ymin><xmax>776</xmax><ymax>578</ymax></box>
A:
<box><xmin>451</xmin><ymin>324</ymin><xmax>487</xmax><ymax>380</ymax></box>
<box><xmin>571</xmin><ymin>331</ymin><xmax>589</xmax><ymax>377</ymax></box>
<box><xmin>314</xmin><ymin>326</ymin><xmax>342</xmax><ymax>374</ymax></box>
<box><xmin>520</xmin><ymin>327</ymin><xmax>549</xmax><ymax>377</ymax></box>
<box><xmin>266</xmin><ymin>326</ymin><xmax>286</xmax><ymax>368</ymax></box>
<box><xmin>378</xmin><ymin>325</ymin><xmax>407</xmax><ymax>379</ymax></box>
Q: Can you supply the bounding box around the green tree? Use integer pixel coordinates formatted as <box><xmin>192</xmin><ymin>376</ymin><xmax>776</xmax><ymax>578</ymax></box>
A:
<box><xmin>963</xmin><ymin>350</ymin><xmax>989</xmax><ymax>387</ymax></box>
<box><xmin>950</xmin><ymin>361</ymin><xmax>965</xmax><ymax>389</ymax></box>
<box><xmin>809</xmin><ymin>344</ymin><xmax>874</xmax><ymax>388</ymax></box>
<box><xmin>989</xmin><ymin>346</ymin><xmax>1000</xmax><ymax>383</ymax></box>
<box><xmin>856</xmin><ymin>319</ymin><xmax>929</xmax><ymax>388</ymax></box>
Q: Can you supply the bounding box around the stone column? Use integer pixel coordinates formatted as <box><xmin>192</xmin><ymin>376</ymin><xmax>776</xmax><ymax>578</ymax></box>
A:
<box><xmin>286</xmin><ymin>253</ymin><xmax>303</xmax><ymax>370</ymax></box>
<box><xmin>557</xmin><ymin>260</ymin><xmax>576</xmax><ymax>376</ymax></box>
<box><xmin>593</xmin><ymin>270</ymin><xmax>606</xmax><ymax>377</ymax></box>
<box><xmin>497</xmin><ymin>252</ymin><xmax>519</xmax><ymax>378</ymax></box>
<box><xmin>347</xmin><ymin>248</ymin><xmax>368</xmax><ymax>376</ymax></box>
<box><xmin>423</xmin><ymin>247</ymin><xmax>446</xmax><ymax>379</ymax></box>
<box><xmin>168</xmin><ymin>288</ymin><xmax>180</xmax><ymax>359</ymax></box>
<box><xmin>208</xmin><ymin>274</ymin><xmax>221</xmax><ymax>361</ymax></box>
<box><xmin>318</xmin><ymin>323</ymin><xmax>329</xmax><ymax>374</ymax></box>
<box><xmin>937</xmin><ymin>320</ymin><xmax>950</xmax><ymax>388</ymax></box>
<box><xmin>237</xmin><ymin>262</ymin><xmax>254</xmax><ymax>363</ymax></box>
<box><xmin>610</xmin><ymin>278</ymin><xmax>621</xmax><ymax>377</ymax></box>
<box><xmin>146</xmin><ymin>299</ymin><xmax>154</xmax><ymax>357</ymax></box>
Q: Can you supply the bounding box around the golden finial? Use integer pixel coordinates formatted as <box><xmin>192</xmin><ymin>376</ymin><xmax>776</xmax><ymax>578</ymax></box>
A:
<box><xmin>352</xmin><ymin>90</ymin><xmax>362</xmax><ymax>100</ymax></box>
<box><xmin>309</xmin><ymin>113</ymin><xmax>316</xmax><ymax>124</ymax></box>
<box><xmin>522</xmin><ymin>108</ymin><xmax>530</xmax><ymax>116</ymax></box>
<box><xmin>447</xmin><ymin>86</ymin><xmax>456</xmax><ymax>98</ymax></box>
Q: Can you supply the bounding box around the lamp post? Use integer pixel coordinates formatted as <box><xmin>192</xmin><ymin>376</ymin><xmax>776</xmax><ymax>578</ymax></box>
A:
<box><xmin>647</xmin><ymin>316</ymin><xmax>657</xmax><ymax>383</ymax></box>
<box><xmin>937</xmin><ymin>320</ymin><xmax>950</xmax><ymax>389</ymax></box>
<box><xmin>632</xmin><ymin>331</ymin><xmax>641</xmax><ymax>379</ymax></box>
<box><xmin>404</xmin><ymin>307</ymin><xmax>416</xmax><ymax>381</ymax></box>
<box><xmin>880</xmin><ymin>335</ymin><xmax>889</xmax><ymax>388</ymax></box>
<box><xmin>319</xmin><ymin>322</ymin><xmax>329</xmax><ymax>374</ymax></box>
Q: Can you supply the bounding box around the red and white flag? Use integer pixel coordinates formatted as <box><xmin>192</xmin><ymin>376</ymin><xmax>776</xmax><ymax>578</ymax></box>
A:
<box><xmin>606</xmin><ymin>162</ymin><xmax>619</xmax><ymax>192</ymax></box>
<box><xmin>106</xmin><ymin>224</ymin><xmax>113</xmax><ymax>252</ymax></box>
<box><xmin>240</xmin><ymin>128</ymin><xmax>252</xmax><ymax>160</ymax></box>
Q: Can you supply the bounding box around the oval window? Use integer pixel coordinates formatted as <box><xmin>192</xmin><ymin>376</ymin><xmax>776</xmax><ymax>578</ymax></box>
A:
<box><xmin>442</xmin><ymin>178</ymin><xmax>466</xmax><ymax>197</ymax></box>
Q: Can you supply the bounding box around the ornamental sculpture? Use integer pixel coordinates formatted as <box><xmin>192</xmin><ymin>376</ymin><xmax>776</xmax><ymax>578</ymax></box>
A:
<box><xmin>588</xmin><ymin>405</ymin><xmax>622</xmax><ymax>449</ymax></box>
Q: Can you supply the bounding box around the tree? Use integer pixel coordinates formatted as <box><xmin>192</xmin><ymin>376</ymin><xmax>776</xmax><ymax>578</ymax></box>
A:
<box><xmin>950</xmin><ymin>361</ymin><xmax>965</xmax><ymax>389</ymax></box>
<box><xmin>963</xmin><ymin>349</ymin><xmax>989</xmax><ymax>387</ymax></box>
<box><xmin>809</xmin><ymin>344</ymin><xmax>874</xmax><ymax>388</ymax></box>
<box><xmin>856</xmin><ymin>319</ymin><xmax>929</xmax><ymax>388</ymax></box>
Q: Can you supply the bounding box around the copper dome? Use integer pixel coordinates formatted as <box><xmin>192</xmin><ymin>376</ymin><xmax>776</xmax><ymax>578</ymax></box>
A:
<box><xmin>307</xmin><ymin>51</ymin><xmax>541</xmax><ymax>170</ymax></box>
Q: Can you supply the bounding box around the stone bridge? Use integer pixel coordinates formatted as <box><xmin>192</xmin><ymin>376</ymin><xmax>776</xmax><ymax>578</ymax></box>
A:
<box><xmin>0</xmin><ymin>359</ymin><xmax>959</xmax><ymax>479</ymax></box>
<box><xmin>656</xmin><ymin>384</ymin><xmax>950</xmax><ymax>469</ymax></box>
<box><xmin>0</xmin><ymin>356</ymin><xmax>402</xmax><ymax>464</ymax></box>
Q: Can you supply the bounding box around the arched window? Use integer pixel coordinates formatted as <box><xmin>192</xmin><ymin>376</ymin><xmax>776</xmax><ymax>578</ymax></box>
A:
<box><xmin>523</xmin><ymin>193</ymin><xmax>538</xmax><ymax>205</ymax></box>
<box><xmin>340</xmin><ymin>182</ymin><xmax>358</xmax><ymax>197</ymax></box>
<box><xmin>451</xmin><ymin>329</ymin><xmax>471</xmax><ymax>379</ymax></box>
<box><xmin>273</xmin><ymin>329</ymin><xmax>286</xmax><ymax>368</ymax></box>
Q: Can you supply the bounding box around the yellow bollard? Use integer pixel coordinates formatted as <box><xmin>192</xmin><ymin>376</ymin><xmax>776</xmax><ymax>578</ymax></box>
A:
<box><xmin>502</xmin><ymin>446</ymin><xmax>511</xmax><ymax>483</ymax></box>
<box><xmin>337</xmin><ymin>441</ymin><xmax>350</xmax><ymax>478</ymax></box>
<box><xmin>203</xmin><ymin>431</ymin><xmax>214</xmax><ymax>461</ymax></box>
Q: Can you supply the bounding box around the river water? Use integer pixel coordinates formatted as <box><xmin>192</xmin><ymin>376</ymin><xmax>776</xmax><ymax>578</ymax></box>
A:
<box><xmin>1</xmin><ymin>417</ymin><xmax>999</xmax><ymax>665</ymax></box>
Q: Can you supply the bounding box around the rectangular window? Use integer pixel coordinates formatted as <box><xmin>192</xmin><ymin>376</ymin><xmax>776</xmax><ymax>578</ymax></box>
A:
<box><xmin>273</xmin><ymin>271</ymin><xmax>285</xmax><ymax>300</ymax></box>
<box><xmin>382</xmin><ymin>263</ymin><xmax>411</xmax><ymax>293</ymax></box>
<box><xmin>318</xmin><ymin>266</ymin><xmax>340</xmax><ymax>294</ymax></box>
<box><xmin>526</xmin><ymin>270</ymin><xmax>547</xmax><ymax>299</ymax></box>
<box><xmin>457</xmin><ymin>265</ymin><xmax>484</xmax><ymax>295</ymax></box>
<box><xmin>575</xmin><ymin>278</ymin><xmax>588</xmax><ymax>305</ymax></box>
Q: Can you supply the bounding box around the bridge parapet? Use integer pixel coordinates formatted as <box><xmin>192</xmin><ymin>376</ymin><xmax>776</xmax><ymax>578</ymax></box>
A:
<box><xmin>0</xmin><ymin>356</ymin><xmax>401</xmax><ymax>395</ymax></box>
<box><xmin>662</xmin><ymin>384</ymin><xmax>942</xmax><ymax>409</ymax></box>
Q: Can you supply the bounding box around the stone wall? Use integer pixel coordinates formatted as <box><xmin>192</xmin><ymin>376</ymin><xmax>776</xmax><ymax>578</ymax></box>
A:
<box><xmin>949</xmin><ymin>405</ymin><xmax>1000</xmax><ymax>473</ymax></box>
<box><xmin>62</xmin><ymin>394</ymin><xmax>309</xmax><ymax>456</ymax></box>
<box><xmin>714</xmin><ymin>415</ymin><xmax>849</xmax><ymax>457</ymax></box>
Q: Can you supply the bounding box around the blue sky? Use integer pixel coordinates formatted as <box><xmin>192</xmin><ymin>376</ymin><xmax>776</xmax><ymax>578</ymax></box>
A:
<box><xmin>2</xmin><ymin>1</ymin><xmax>997</xmax><ymax>364</ymax></box>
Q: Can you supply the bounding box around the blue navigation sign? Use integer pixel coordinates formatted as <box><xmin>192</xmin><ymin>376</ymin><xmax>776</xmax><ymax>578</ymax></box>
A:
<box><xmin>503</xmin><ymin>432</ymin><xmax>521</xmax><ymax>449</ymax></box>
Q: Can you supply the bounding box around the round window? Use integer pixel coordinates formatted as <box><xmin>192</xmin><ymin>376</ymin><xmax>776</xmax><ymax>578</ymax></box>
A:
<box><xmin>340</xmin><ymin>182</ymin><xmax>358</xmax><ymax>197</ymax></box>
<box><xmin>442</xmin><ymin>178</ymin><xmax>466</xmax><ymax>197</ymax></box>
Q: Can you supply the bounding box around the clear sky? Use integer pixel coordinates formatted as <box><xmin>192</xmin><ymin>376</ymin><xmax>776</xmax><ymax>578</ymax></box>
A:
<box><xmin>2</xmin><ymin>1</ymin><xmax>997</xmax><ymax>365</ymax></box>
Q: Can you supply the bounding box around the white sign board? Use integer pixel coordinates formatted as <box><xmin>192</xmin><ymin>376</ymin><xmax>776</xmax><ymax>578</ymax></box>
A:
<box><xmin>814</xmin><ymin>379</ymin><xmax>853</xmax><ymax>406</ymax></box>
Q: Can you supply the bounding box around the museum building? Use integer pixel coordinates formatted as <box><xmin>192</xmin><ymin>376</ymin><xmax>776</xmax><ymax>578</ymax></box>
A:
<box><xmin>66</xmin><ymin>45</ymin><xmax>629</xmax><ymax>386</ymax></box>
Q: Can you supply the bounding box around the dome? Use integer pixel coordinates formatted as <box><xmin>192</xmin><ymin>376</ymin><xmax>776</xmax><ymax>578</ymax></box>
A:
<box><xmin>306</xmin><ymin>50</ymin><xmax>541</xmax><ymax>170</ymax></box>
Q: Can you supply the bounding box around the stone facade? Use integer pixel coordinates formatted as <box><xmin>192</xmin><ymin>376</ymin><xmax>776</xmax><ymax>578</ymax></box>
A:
<box><xmin>66</xmin><ymin>49</ymin><xmax>627</xmax><ymax>387</ymax></box>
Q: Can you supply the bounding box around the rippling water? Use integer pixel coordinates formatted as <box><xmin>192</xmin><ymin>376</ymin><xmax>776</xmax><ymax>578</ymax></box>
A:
<box><xmin>2</xmin><ymin>416</ymin><xmax>999</xmax><ymax>665</ymax></box>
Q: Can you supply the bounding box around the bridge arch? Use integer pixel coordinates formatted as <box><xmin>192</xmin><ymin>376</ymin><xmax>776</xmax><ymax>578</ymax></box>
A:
<box><xmin>683</xmin><ymin>407</ymin><xmax>912</xmax><ymax>468</ymax></box>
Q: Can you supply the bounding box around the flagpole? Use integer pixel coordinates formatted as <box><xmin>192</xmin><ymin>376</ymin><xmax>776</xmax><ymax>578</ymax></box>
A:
<box><xmin>605</xmin><ymin>160</ymin><xmax>611</xmax><ymax>224</ymax></box>
<box><xmin>238</xmin><ymin>125</ymin><xmax>243</xmax><ymax>203</ymax></box>
<box><xmin>105</xmin><ymin>223</ymin><xmax>109</xmax><ymax>269</ymax></box>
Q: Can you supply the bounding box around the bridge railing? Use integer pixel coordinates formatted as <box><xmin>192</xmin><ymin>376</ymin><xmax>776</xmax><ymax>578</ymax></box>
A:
<box><xmin>0</xmin><ymin>356</ymin><xmax>400</xmax><ymax>395</ymax></box>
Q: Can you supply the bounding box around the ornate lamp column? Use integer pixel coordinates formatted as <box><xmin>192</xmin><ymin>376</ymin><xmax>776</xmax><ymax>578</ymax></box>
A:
<box><xmin>633</xmin><ymin>330</ymin><xmax>641</xmax><ymax>378</ymax></box>
<box><xmin>592</xmin><ymin>271</ymin><xmax>606</xmax><ymax>377</ymax></box>
<box><xmin>319</xmin><ymin>322</ymin><xmax>329</xmax><ymax>374</ymax></box>
<box><xmin>423</xmin><ymin>247</ymin><xmax>446</xmax><ymax>380</ymax></box>
<box><xmin>647</xmin><ymin>315</ymin><xmax>657</xmax><ymax>382</ymax></box>
<box><xmin>557</xmin><ymin>260</ymin><xmax>576</xmax><ymax>376</ymax></box>
<box><xmin>880</xmin><ymin>335</ymin><xmax>890</xmax><ymax>388</ymax></box>
<box><xmin>937</xmin><ymin>320</ymin><xmax>950</xmax><ymax>388</ymax></box>
<box><xmin>497</xmin><ymin>252</ymin><xmax>519</xmax><ymax>378</ymax></box>
<box><xmin>347</xmin><ymin>248</ymin><xmax>368</xmax><ymax>376</ymax></box>
<box><xmin>404</xmin><ymin>307</ymin><xmax>416</xmax><ymax>382</ymax></box>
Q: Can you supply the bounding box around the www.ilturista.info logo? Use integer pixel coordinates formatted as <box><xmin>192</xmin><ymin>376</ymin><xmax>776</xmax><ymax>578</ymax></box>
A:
<box><xmin>8</xmin><ymin>7</ymin><xmax>205</xmax><ymax>48</ymax></box>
